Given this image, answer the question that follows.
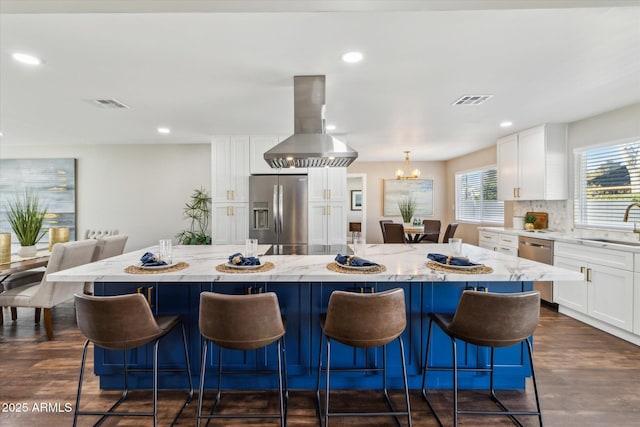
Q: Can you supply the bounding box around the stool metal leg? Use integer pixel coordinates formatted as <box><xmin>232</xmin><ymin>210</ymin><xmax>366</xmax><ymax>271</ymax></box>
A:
<box><xmin>196</xmin><ymin>339</ymin><xmax>208</xmax><ymax>427</ymax></box>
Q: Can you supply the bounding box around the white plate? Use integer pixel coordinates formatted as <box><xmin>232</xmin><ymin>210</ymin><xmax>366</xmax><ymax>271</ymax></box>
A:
<box><xmin>335</xmin><ymin>262</ymin><xmax>378</xmax><ymax>271</ymax></box>
<box><xmin>428</xmin><ymin>260</ymin><xmax>483</xmax><ymax>270</ymax></box>
<box><xmin>138</xmin><ymin>262</ymin><xmax>178</xmax><ymax>270</ymax></box>
<box><xmin>226</xmin><ymin>262</ymin><xmax>262</xmax><ymax>270</ymax></box>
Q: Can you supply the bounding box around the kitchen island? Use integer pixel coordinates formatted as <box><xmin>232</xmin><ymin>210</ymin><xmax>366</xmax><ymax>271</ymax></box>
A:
<box><xmin>49</xmin><ymin>243</ymin><xmax>582</xmax><ymax>391</ymax></box>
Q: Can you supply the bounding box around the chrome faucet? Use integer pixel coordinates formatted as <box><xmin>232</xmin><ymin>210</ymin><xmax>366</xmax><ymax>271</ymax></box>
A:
<box><xmin>623</xmin><ymin>202</ymin><xmax>640</xmax><ymax>239</ymax></box>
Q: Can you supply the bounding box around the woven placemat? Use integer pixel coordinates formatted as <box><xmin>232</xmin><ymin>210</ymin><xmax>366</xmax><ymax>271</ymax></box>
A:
<box><xmin>326</xmin><ymin>262</ymin><xmax>387</xmax><ymax>274</ymax></box>
<box><xmin>426</xmin><ymin>261</ymin><xmax>493</xmax><ymax>274</ymax></box>
<box><xmin>215</xmin><ymin>261</ymin><xmax>275</xmax><ymax>273</ymax></box>
<box><xmin>124</xmin><ymin>262</ymin><xmax>190</xmax><ymax>274</ymax></box>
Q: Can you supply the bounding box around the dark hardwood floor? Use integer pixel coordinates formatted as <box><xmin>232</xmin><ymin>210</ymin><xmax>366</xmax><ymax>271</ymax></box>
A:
<box><xmin>1</xmin><ymin>302</ymin><xmax>639</xmax><ymax>426</ymax></box>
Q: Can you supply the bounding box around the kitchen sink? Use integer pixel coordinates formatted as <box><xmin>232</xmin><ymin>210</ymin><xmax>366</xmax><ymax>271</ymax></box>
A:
<box><xmin>580</xmin><ymin>238</ymin><xmax>640</xmax><ymax>247</ymax></box>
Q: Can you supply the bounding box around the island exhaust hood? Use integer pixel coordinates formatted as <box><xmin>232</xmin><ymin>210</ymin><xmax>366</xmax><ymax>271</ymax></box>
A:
<box><xmin>264</xmin><ymin>75</ymin><xmax>358</xmax><ymax>168</ymax></box>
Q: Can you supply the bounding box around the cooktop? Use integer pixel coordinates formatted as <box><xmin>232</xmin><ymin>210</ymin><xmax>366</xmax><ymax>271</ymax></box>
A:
<box><xmin>264</xmin><ymin>244</ymin><xmax>353</xmax><ymax>256</ymax></box>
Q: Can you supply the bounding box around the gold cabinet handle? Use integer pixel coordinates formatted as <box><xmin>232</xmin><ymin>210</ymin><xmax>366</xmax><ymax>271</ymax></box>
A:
<box><xmin>147</xmin><ymin>286</ymin><xmax>154</xmax><ymax>307</ymax></box>
<box><xmin>231</xmin><ymin>190</ymin><xmax>235</xmax><ymax>200</ymax></box>
<box><xmin>328</xmin><ymin>189</ymin><xmax>331</xmax><ymax>200</ymax></box>
<box><xmin>586</xmin><ymin>268</ymin><xmax>592</xmax><ymax>282</ymax></box>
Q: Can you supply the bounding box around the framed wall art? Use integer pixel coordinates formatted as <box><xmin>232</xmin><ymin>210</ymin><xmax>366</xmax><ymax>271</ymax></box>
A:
<box><xmin>351</xmin><ymin>190</ymin><xmax>362</xmax><ymax>211</ymax></box>
<box><xmin>0</xmin><ymin>158</ymin><xmax>77</xmax><ymax>243</ymax></box>
<box><xmin>383</xmin><ymin>179</ymin><xmax>433</xmax><ymax>217</ymax></box>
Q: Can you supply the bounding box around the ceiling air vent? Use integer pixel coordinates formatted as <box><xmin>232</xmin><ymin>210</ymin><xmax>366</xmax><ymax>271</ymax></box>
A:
<box><xmin>91</xmin><ymin>98</ymin><xmax>129</xmax><ymax>109</ymax></box>
<box><xmin>451</xmin><ymin>95</ymin><xmax>493</xmax><ymax>106</ymax></box>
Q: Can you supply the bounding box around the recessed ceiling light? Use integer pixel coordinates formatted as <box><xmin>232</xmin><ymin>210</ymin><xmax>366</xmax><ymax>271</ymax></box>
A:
<box><xmin>341</xmin><ymin>51</ymin><xmax>363</xmax><ymax>64</ymax></box>
<box><xmin>500</xmin><ymin>121</ymin><xmax>513</xmax><ymax>128</ymax></box>
<box><xmin>325</xmin><ymin>124</ymin><xmax>336</xmax><ymax>131</ymax></box>
<box><xmin>157</xmin><ymin>127</ymin><xmax>171</xmax><ymax>134</ymax></box>
<box><xmin>12</xmin><ymin>52</ymin><xmax>42</xmax><ymax>65</ymax></box>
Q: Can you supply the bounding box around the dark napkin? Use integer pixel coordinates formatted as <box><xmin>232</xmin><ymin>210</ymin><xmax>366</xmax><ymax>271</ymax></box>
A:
<box><xmin>140</xmin><ymin>251</ymin><xmax>167</xmax><ymax>267</ymax></box>
<box><xmin>229</xmin><ymin>252</ymin><xmax>261</xmax><ymax>266</ymax></box>
<box><xmin>427</xmin><ymin>253</ymin><xmax>480</xmax><ymax>267</ymax></box>
<box><xmin>335</xmin><ymin>253</ymin><xmax>379</xmax><ymax>267</ymax></box>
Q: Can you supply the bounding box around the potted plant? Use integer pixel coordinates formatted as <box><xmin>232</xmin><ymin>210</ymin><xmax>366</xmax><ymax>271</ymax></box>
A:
<box><xmin>524</xmin><ymin>213</ymin><xmax>537</xmax><ymax>231</ymax></box>
<box><xmin>6</xmin><ymin>190</ymin><xmax>48</xmax><ymax>257</ymax></box>
<box><xmin>398</xmin><ymin>197</ymin><xmax>416</xmax><ymax>225</ymax></box>
<box><xmin>176</xmin><ymin>187</ymin><xmax>212</xmax><ymax>245</ymax></box>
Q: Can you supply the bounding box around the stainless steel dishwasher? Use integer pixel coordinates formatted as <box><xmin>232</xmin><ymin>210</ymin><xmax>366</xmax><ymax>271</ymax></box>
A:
<box><xmin>518</xmin><ymin>235</ymin><xmax>555</xmax><ymax>304</ymax></box>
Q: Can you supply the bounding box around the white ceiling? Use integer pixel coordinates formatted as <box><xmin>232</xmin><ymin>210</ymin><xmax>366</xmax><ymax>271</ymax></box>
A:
<box><xmin>1</xmin><ymin>1</ymin><xmax>639</xmax><ymax>161</ymax></box>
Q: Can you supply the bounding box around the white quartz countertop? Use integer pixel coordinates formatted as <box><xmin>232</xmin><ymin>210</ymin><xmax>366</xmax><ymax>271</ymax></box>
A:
<box><xmin>48</xmin><ymin>243</ymin><xmax>583</xmax><ymax>283</ymax></box>
<box><xmin>478</xmin><ymin>227</ymin><xmax>640</xmax><ymax>253</ymax></box>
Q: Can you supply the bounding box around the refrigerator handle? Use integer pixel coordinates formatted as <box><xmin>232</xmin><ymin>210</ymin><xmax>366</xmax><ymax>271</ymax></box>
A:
<box><xmin>273</xmin><ymin>185</ymin><xmax>278</xmax><ymax>234</ymax></box>
<box><xmin>278</xmin><ymin>184</ymin><xmax>284</xmax><ymax>234</ymax></box>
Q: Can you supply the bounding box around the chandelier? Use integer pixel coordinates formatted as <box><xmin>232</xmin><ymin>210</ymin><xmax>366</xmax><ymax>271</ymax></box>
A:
<box><xmin>396</xmin><ymin>151</ymin><xmax>421</xmax><ymax>180</ymax></box>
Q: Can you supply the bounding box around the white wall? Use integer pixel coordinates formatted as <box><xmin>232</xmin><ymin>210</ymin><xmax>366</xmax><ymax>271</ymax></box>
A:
<box><xmin>0</xmin><ymin>144</ymin><xmax>211</xmax><ymax>251</ymax></box>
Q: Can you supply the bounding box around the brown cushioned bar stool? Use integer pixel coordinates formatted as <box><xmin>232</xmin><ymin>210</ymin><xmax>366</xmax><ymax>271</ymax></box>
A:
<box><xmin>197</xmin><ymin>291</ymin><xmax>287</xmax><ymax>427</ymax></box>
<box><xmin>73</xmin><ymin>293</ymin><xmax>193</xmax><ymax>427</ymax></box>
<box><xmin>421</xmin><ymin>290</ymin><xmax>542</xmax><ymax>426</ymax></box>
<box><xmin>316</xmin><ymin>288</ymin><xmax>412</xmax><ymax>426</ymax></box>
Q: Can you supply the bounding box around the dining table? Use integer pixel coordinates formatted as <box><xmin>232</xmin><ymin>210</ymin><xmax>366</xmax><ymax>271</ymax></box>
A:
<box><xmin>0</xmin><ymin>251</ymin><xmax>50</xmax><ymax>286</ymax></box>
<box><xmin>403</xmin><ymin>225</ymin><xmax>428</xmax><ymax>243</ymax></box>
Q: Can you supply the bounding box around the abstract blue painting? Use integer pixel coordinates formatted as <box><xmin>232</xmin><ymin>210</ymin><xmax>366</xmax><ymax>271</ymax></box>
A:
<box><xmin>0</xmin><ymin>158</ymin><xmax>77</xmax><ymax>243</ymax></box>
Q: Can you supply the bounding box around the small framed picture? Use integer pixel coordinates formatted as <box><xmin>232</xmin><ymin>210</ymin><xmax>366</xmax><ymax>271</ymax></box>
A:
<box><xmin>351</xmin><ymin>190</ymin><xmax>362</xmax><ymax>211</ymax></box>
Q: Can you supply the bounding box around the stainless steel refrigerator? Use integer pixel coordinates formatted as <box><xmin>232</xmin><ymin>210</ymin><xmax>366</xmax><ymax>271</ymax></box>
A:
<box><xmin>249</xmin><ymin>175</ymin><xmax>308</xmax><ymax>245</ymax></box>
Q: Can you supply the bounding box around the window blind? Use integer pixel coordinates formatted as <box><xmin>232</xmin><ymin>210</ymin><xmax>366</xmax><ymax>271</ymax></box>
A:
<box><xmin>456</xmin><ymin>167</ymin><xmax>504</xmax><ymax>223</ymax></box>
<box><xmin>574</xmin><ymin>140</ymin><xmax>640</xmax><ymax>229</ymax></box>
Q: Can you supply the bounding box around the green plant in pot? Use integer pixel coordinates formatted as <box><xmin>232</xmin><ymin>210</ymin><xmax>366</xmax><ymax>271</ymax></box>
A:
<box><xmin>398</xmin><ymin>197</ymin><xmax>416</xmax><ymax>225</ymax></box>
<box><xmin>6</xmin><ymin>190</ymin><xmax>48</xmax><ymax>257</ymax></box>
<box><xmin>176</xmin><ymin>187</ymin><xmax>212</xmax><ymax>245</ymax></box>
<box><xmin>524</xmin><ymin>214</ymin><xmax>537</xmax><ymax>231</ymax></box>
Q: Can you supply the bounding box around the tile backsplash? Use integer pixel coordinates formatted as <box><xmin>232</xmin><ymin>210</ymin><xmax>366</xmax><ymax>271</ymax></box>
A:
<box><xmin>512</xmin><ymin>199</ymin><xmax>639</xmax><ymax>243</ymax></box>
<box><xmin>513</xmin><ymin>200</ymin><xmax>570</xmax><ymax>232</ymax></box>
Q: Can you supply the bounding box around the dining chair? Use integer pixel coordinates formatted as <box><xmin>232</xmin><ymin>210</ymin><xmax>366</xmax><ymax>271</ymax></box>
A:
<box><xmin>441</xmin><ymin>223</ymin><xmax>459</xmax><ymax>243</ymax></box>
<box><xmin>379</xmin><ymin>220</ymin><xmax>393</xmax><ymax>242</ymax></box>
<box><xmin>0</xmin><ymin>239</ymin><xmax>97</xmax><ymax>339</ymax></box>
<box><xmin>422</xmin><ymin>290</ymin><xmax>542</xmax><ymax>426</ymax></box>
<box><xmin>419</xmin><ymin>220</ymin><xmax>441</xmax><ymax>243</ymax></box>
<box><xmin>383</xmin><ymin>223</ymin><xmax>407</xmax><ymax>243</ymax></box>
<box><xmin>84</xmin><ymin>234</ymin><xmax>129</xmax><ymax>294</ymax></box>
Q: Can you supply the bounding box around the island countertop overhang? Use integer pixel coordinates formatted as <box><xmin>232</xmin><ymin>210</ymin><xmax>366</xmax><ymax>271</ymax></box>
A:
<box><xmin>48</xmin><ymin>243</ymin><xmax>584</xmax><ymax>283</ymax></box>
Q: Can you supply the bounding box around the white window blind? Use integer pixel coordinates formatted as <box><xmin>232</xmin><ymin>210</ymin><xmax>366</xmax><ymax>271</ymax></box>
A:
<box><xmin>455</xmin><ymin>167</ymin><xmax>504</xmax><ymax>223</ymax></box>
<box><xmin>575</xmin><ymin>139</ymin><xmax>640</xmax><ymax>229</ymax></box>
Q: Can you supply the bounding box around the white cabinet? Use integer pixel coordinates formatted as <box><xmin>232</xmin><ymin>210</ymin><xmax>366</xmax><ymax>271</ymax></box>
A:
<box><xmin>497</xmin><ymin>124</ymin><xmax>567</xmax><ymax>201</ymax></box>
<box><xmin>478</xmin><ymin>230</ymin><xmax>518</xmax><ymax>256</ymax></box>
<box><xmin>634</xmin><ymin>253</ymin><xmax>640</xmax><ymax>335</ymax></box>
<box><xmin>212</xmin><ymin>135</ymin><xmax>249</xmax><ymax>244</ymax></box>
<box><xmin>308</xmin><ymin>168</ymin><xmax>347</xmax><ymax>245</ymax></box>
<box><xmin>308</xmin><ymin>168</ymin><xmax>347</xmax><ymax>202</ymax></box>
<box><xmin>249</xmin><ymin>135</ymin><xmax>307</xmax><ymax>175</ymax></box>
<box><xmin>554</xmin><ymin>242</ymin><xmax>634</xmax><ymax>332</ymax></box>
<box><xmin>553</xmin><ymin>255</ymin><xmax>588</xmax><ymax>313</ymax></box>
<box><xmin>308</xmin><ymin>203</ymin><xmax>346</xmax><ymax>245</ymax></box>
<box><xmin>212</xmin><ymin>204</ymin><xmax>248</xmax><ymax>245</ymax></box>
<box><xmin>212</xmin><ymin>135</ymin><xmax>249</xmax><ymax>203</ymax></box>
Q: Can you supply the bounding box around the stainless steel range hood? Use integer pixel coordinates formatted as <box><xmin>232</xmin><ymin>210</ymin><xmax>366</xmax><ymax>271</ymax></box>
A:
<box><xmin>264</xmin><ymin>75</ymin><xmax>358</xmax><ymax>168</ymax></box>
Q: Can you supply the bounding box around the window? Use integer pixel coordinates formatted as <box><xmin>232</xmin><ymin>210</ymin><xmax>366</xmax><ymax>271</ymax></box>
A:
<box><xmin>574</xmin><ymin>139</ymin><xmax>640</xmax><ymax>229</ymax></box>
<box><xmin>455</xmin><ymin>167</ymin><xmax>504</xmax><ymax>223</ymax></box>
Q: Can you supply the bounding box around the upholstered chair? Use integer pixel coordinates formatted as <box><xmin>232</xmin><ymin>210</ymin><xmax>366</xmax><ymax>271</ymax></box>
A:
<box><xmin>0</xmin><ymin>239</ymin><xmax>97</xmax><ymax>340</ymax></box>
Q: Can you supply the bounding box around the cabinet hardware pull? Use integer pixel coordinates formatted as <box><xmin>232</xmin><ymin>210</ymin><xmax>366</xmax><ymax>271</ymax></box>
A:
<box><xmin>370</xmin><ymin>287</ymin><xmax>375</xmax><ymax>294</ymax></box>
<box><xmin>328</xmin><ymin>189</ymin><xmax>331</xmax><ymax>200</ymax></box>
<box><xmin>248</xmin><ymin>286</ymin><xmax>253</xmax><ymax>294</ymax></box>
<box><xmin>137</xmin><ymin>287</ymin><xmax>143</xmax><ymax>294</ymax></box>
<box><xmin>147</xmin><ymin>286</ymin><xmax>154</xmax><ymax>307</ymax></box>
<box><xmin>586</xmin><ymin>268</ymin><xmax>592</xmax><ymax>282</ymax></box>
<box><xmin>231</xmin><ymin>206</ymin><xmax>234</xmax><ymax>216</ymax></box>
<box><xmin>359</xmin><ymin>287</ymin><xmax>364</xmax><ymax>293</ymax></box>
<box><xmin>513</xmin><ymin>188</ymin><xmax>516</xmax><ymax>198</ymax></box>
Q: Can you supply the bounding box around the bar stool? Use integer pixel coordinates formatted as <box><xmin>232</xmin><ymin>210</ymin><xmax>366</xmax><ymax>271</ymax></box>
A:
<box><xmin>72</xmin><ymin>293</ymin><xmax>193</xmax><ymax>427</ymax></box>
<box><xmin>316</xmin><ymin>288</ymin><xmax>412</xmax><ymax>426</ymax></box>
<box><xmin>421</xmin><ymin>290</ymin><xmax>542</xmax><ymax>426</ymax></box>
<box><xmin>197</xmin><ymin>291</ymin><xmax>287</xmax><ymax>427</ymax></box>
